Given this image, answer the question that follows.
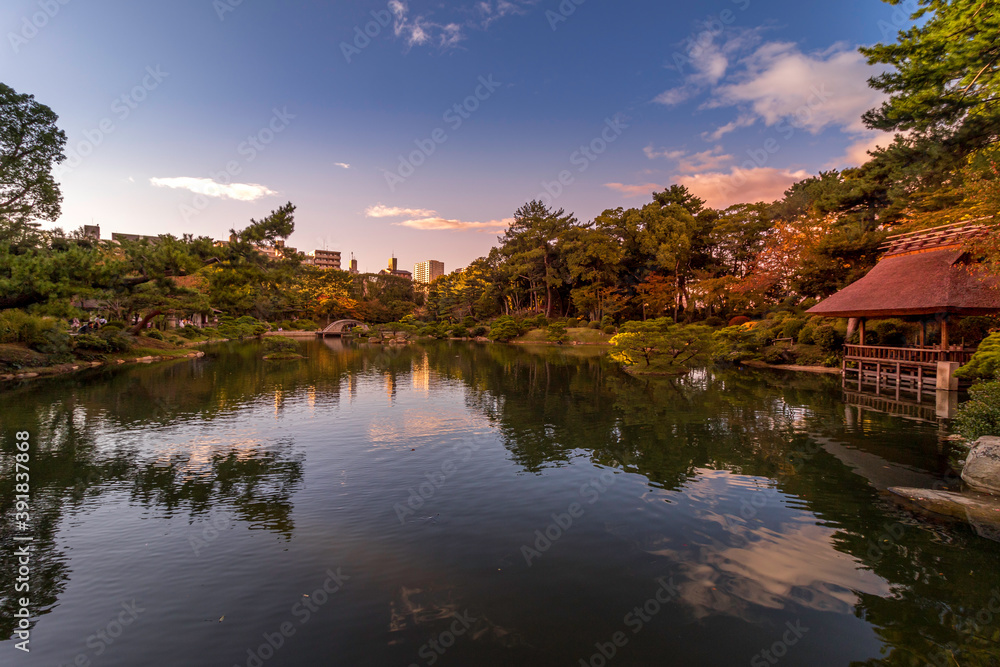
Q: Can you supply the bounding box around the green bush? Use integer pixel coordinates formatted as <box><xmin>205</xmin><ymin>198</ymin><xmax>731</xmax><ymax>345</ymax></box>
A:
<box><xmin>600</xmin><ymin>315</ymin><xmax>614</xmax><ymax>328</ymax></box>
<box><xmin>489</xmin><ymin>316</ymin><xmax>520</xmax><ymax>342</ymax></box>
<box><xmin>97</xmin><ymin>327</ymin><xmax>133</xmax><ymax>352</ymax></box>
<box><xmin>74</xmin><ymin>334</ymin><xmax>111</xmax><ymax>353</ymax></box>
<box><xmin>292</xmin><ymin>319</ymin><xmax>319</xmax><ymax>331</ymax></box>
<box><xmin>462</xmin><ymin>316</ymin><xmax>476</xmax><ymax>328</ymax></box>
<box><xmin>106</xmin><ymin>320</ymin><xmax>127</xmax><ymax>329</ymax></box>
<box><xmin>451</xmin><ymin>326</ymin><xmax>469</xmax><ymax>338</ymax></box>
<box><xmin>588</xmin><ymin>321</ymin><xmax>601</xmax><ymax>329</ymax></box>
<box><xmin>176</xmin><ymin>327</ymin><xmax>200</xmax><ymax>339</ymax></box>
<box><xmin>957</xmin><ymin>333</ymin><xmax>1000</xmax><ymax>381</ymax></box>
<box><xmin>781</xmin><ymin>318</ymin><xmax>806</xmax><ymax>340</ymax></box>
<box><xmin>955</xmin><ymin>316</ymin><xmax>999</xmax><ymax>346</ymax></box>
<box><xmin>546</xmin><ymin>322</ymin><xmax>569</xmax><ymax>344</ymax></box>
<box><xmin>145</xmin><ymin>330</ymin><xmax>165</xmax><ymax>340</ymax></box>
<box><xmin>263</xmin><ymin>337</ymin><xmax>300</xmax><ymax>355</ymax></box>
<box><xmin>470</xmin><ymin>326</ymin><xmax>488</xmax><ymax>338</ymax></box>
<box><xmin>813</xmin><ymin>325</ymin><xmax>843</xmax><ymax>353</ymax></box>
<box><xmin>955</xmin><ymin>380</ymin><xmax>1000</xmax><ymax>441</ymax></box>
<box><xmin>869</xmin><ymin>319</ymin><xmax>913</xmax><ymax>347</ymax></box>
<box><xmin>703</xmin><ymin>316</ymin><xmax>724</xmax><ymax>328</ymax></box>
<box><xmin>602</xmin><ymin>325</ymin><xmax>616</xmax><ymax>335</ymax></box>
<box><xmin>798</xmin><ymin>325</ymin><xmax>816</xmax><ymax>345</ymax></box>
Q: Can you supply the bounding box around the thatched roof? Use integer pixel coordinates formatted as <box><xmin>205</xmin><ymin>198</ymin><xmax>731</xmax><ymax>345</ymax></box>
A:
<box><xmin>807</xmin><ymin>221</ymin><xmax>1000</xmax><ymax>319</ymax></box>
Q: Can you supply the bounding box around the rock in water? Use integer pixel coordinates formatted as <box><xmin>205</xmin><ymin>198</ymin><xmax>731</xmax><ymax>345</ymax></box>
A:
<box><xmin>962</xmin><ymin>436</ymin><xmax>1000</xmax><ymax>495</ymax></box>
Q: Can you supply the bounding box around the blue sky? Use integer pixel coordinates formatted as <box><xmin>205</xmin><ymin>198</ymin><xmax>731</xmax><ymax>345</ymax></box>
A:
<box><xmin>2</xmin><ymin>0</ymin><xmax>910</xmax><ymax>273</ymax></box>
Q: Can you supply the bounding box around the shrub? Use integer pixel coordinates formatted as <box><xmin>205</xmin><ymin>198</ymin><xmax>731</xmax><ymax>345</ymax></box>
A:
<box><xmin>600</xmin><ymin>315</ymin><xmax>614</xmax><ymax>329</ymax></box>
<box><xmin>74</xmin><ymin>334</ymin><xmax>111</xmax><ymax>353</ymax></box>
<box><xmin>146</xmin><ymin>330</ymin><xmax>165</xmax><ymax>340</ymax></box>
<box><xmin>955</xmin><ymin>380</ymin><xmax>1000</xmax><ymax>441</ymax></box>
<box><xmin>781</xmin><ymin>318</ymin><xmax>806</xmax><ymax>340</ymax></box>
<box><xmin>869</xmin><ymin>318</ymin><xmax>913</xmax><ymax>347</ymax></box>
<box><xmin>602</xmin><ymin>325</ymin><xmax>616</xmax><ymax>335</ymax></box>
<box><xmin>292</xmin><ymin>319</ymin><xmax>319</xmax><ymax>331</ymax></box>
<box><xmin>470</xmin><ymin>326</ymin><xmax>488</xmax><ymax>338</ymax></box>
<box><xmin>546</xmin><ymin>322</ymin><xmax>569</xmax><ymax>344</ymax></box>
<box><xmin>703</xmin><ymin>316</ymin><xmax>724</xmax><ymax>328</ymax></box>
<box><xmin>489</xmin><ymin>316</ymin><xmax>520</xmax><ymax>342</ymax></box>
<box><xmin>97</xmin><ymin>327</ymin><xmax>133</xmax><ymax>352</ymax></box>
<box><xmin>798</xmin><ymin>325</ymin><xmax>816</xmax><ymax>345</ymax></box>
<box><xmin>957</xmin><ymin>333</ymin><xmax>1000</xmax><ymax>381</ymax></box>
<box><xmin>729</xmin><ymin>316</ymin><xmax>751</xmax><ymax>327</ymax></box>
<box><xmin>589</xmin><ymin>321</ymin><xmax>601</xmax><ymax>329</ymax></box>
<box><xmin>106</xmin><ymin>320</ymin><xmax>127</xmax><ymax>329</ymax></box>
<box><xmin>176</xmin><ymin>327</ymin><xmax>200</xmax><ymax>340</ymax></box>
<box><xmin>955</xmin><ymin>316</ymin><xmax>999</xmax><ymax>346</ymax></box>
<box><xmin>813</xmin><ymin>325</ymin><xmax>843</xmax><ymax>353</ymax></box>
<box><xmin>463</xmin><ymin>316</ymin><xmax>476</xmax><ymax>328</ymax></box>
<box><xmin>451</xmin><ymin>326</ymin><xmax>469</xmax><ymax>338</ymax></box>
<box><xmin>263</xmin><ymin>337</ymin><xmax>300</xmax><ymax>355</ymax></box>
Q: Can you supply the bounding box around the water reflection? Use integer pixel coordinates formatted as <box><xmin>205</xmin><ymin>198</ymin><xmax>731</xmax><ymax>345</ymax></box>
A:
<box><xmin>0</xmin><ymin>340</ymin><xmax>998</xmax><ymax>665</ymax></box>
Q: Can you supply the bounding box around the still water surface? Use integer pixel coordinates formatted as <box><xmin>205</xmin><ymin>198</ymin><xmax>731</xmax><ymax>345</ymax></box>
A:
<box><xmin>1</xmin><ymin>339</ymin><xmax>999</xmax><ymax>666</ymax></box>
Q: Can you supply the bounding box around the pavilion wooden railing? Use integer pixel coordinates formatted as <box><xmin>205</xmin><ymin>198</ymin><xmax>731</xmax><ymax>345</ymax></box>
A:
<box><xmin>843</xmin><ymin>344</ymin><xmax>976</xmax><ymax>366</ymax></box>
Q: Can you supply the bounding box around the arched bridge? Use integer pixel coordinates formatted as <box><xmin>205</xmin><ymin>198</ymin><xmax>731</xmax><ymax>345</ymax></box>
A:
<box><xmin>319</xmin><ymin>319</ymin><xmax>370</xmax><ymax>336</ymax></box>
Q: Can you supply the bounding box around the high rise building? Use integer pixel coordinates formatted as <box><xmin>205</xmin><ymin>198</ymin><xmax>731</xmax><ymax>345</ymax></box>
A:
<box><xmin>414</xmin><ymin>260</ymin><xmax>445</xmax><ymax>284</ymax></box>
<box><xmin>312</xmin><ymin>249</ymin><xmax>341</xmax><ymax>270</ymax></box>
<box><xmin>379</xmin><ymin>256</ymin><xmax>412</xmax><ymax>279</ymax></box>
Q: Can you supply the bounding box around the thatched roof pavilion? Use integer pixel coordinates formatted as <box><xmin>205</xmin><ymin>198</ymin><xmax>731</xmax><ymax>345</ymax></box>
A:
<box><xmin>807</xmin><ymin>219</ymin><xmax>999</xmax><ymax>351</ymax></box>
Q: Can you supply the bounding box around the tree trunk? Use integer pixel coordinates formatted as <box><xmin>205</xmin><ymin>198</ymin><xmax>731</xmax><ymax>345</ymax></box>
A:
<box><xmin>129</xmin><ymin>310</ymin><xmax>162</xmax><ymax>335</ymax></box>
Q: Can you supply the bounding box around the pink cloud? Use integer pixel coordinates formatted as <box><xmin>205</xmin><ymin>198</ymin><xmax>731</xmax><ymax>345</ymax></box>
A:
<box><xmin>677</xmin><ymin>167</ymin><xmax>811</xmax><ymax>208</ymax></box>
<box><xmin>604</xmin><ymin>182</ymin><xmax>663</xmax><ymax>198</ymax></box>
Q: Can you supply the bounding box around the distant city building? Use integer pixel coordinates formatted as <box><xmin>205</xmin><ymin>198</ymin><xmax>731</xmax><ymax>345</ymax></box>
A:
<box><xmin>349</xmin><ymin>255</ymin><xmax>359</xmax><ymax>275</ymax></box>
<box><xmin>256</xmin><ymin>239</ymin><xmax>297</xmax><ymax>260</ymax></box>
<box><xmin>112</xmin><ymin>232</ymin><xmax>161</xmax><ymax>244</ymax></box>
<box><xmin>83</xmin><ymin>224</ymin><xmax>101</xmax><ymax>241</ymax></box>
<box><xmin>303</xmin><ymin>249</ymin><xmax>341</xmax><ymax>269</ymax></box>
<box><xmin>379</xmin><ymin>256</ymin><xmax>412</xmax><ymax>279</ymax></box>
<box><xmin>414</xmin><ymin>260</ymin><xmax>445</xmax><ymax>284</ymax></box>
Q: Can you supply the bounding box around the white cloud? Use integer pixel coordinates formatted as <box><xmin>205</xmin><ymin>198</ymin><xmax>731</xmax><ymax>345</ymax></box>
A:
<box><xmin>149</xmin><ymin>177</ymin><xmax>277</xmax><ymax>202</ymax></box>
<box><xmin>604</xmin><ymin>182</ymin><xmax>663</xmax><ymax>198</ymax></box>
<box><xmin>365</xmin><ymin>204</ymin><xmax>438</xmax><ymax>218</ymax></box>
<box><xmin>653</xmin><ymin>86</ymin><xmax>694</xmax><ymax>107</ymax></box>
<box><xmin>701</xmin><ymin>114</ymin><xmax>756</xmax><ymax>142</ymax></box>
<box><xmin>677</xmin><ymin>167</ymin><xmax>811</xmax><ymax>208</ymax></box>
<box><xmin>642</xmin><ymin>146</ymin><xmax>734</xmax><ymax>174</ymax></box>
<box><xmin>644</xmin><ymin>146</ymin><xmax>686</xmax><ymax>161</ymax></box>
<box><xmin>826</xmin><ymin>131</ymin><xmax>896</xmax><ymax>169</ymax></box>
<box><xmin>394</xmin><ymin>217</ymin><xmax>512</xmax><ymax>231</ymax></box>
<box><xmin>712</xmin><ymin>42</ymin><xmax>887</xmax><ymax>135</ymax></box>
<box><xmin>334</xmin><ymin>162</ymin><xmax>351</xmax><ymax>169</ymax></box>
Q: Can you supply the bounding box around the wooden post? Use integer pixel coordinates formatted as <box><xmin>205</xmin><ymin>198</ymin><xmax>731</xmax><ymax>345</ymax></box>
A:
<box><xmin>919</xmin><ymin>321</ymin><xmax>926</xmax><ymax>347</ymax></box>
<box><xmin>859</xmin><ymin>318</ymin><xmax>866</xmax><ymax>346</ymax></box>
<box><xmin>940</xmin><ymin>317</ymin><xmax>949</xmax><ymax>352</ymax></box>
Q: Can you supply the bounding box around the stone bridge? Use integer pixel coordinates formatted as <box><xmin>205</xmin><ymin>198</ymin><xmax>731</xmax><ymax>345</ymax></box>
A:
<box><xmin>319</xmin><ymin>319</ymin><xmax>370</xmax><ymax>336</ymax></box>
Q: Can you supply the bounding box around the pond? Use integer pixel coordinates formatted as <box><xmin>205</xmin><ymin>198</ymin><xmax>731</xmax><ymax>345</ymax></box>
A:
<box><xmin>1</xmin><ymin>339</ymin><xmax>998</xmax><ymax>666</ymax></box>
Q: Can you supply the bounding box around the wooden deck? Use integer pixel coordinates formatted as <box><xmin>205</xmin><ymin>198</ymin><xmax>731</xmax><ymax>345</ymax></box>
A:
<box><xmin>842</xmin><ymin>344</ymin><xmax>976</xmax><ymax>395</ymax></box>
